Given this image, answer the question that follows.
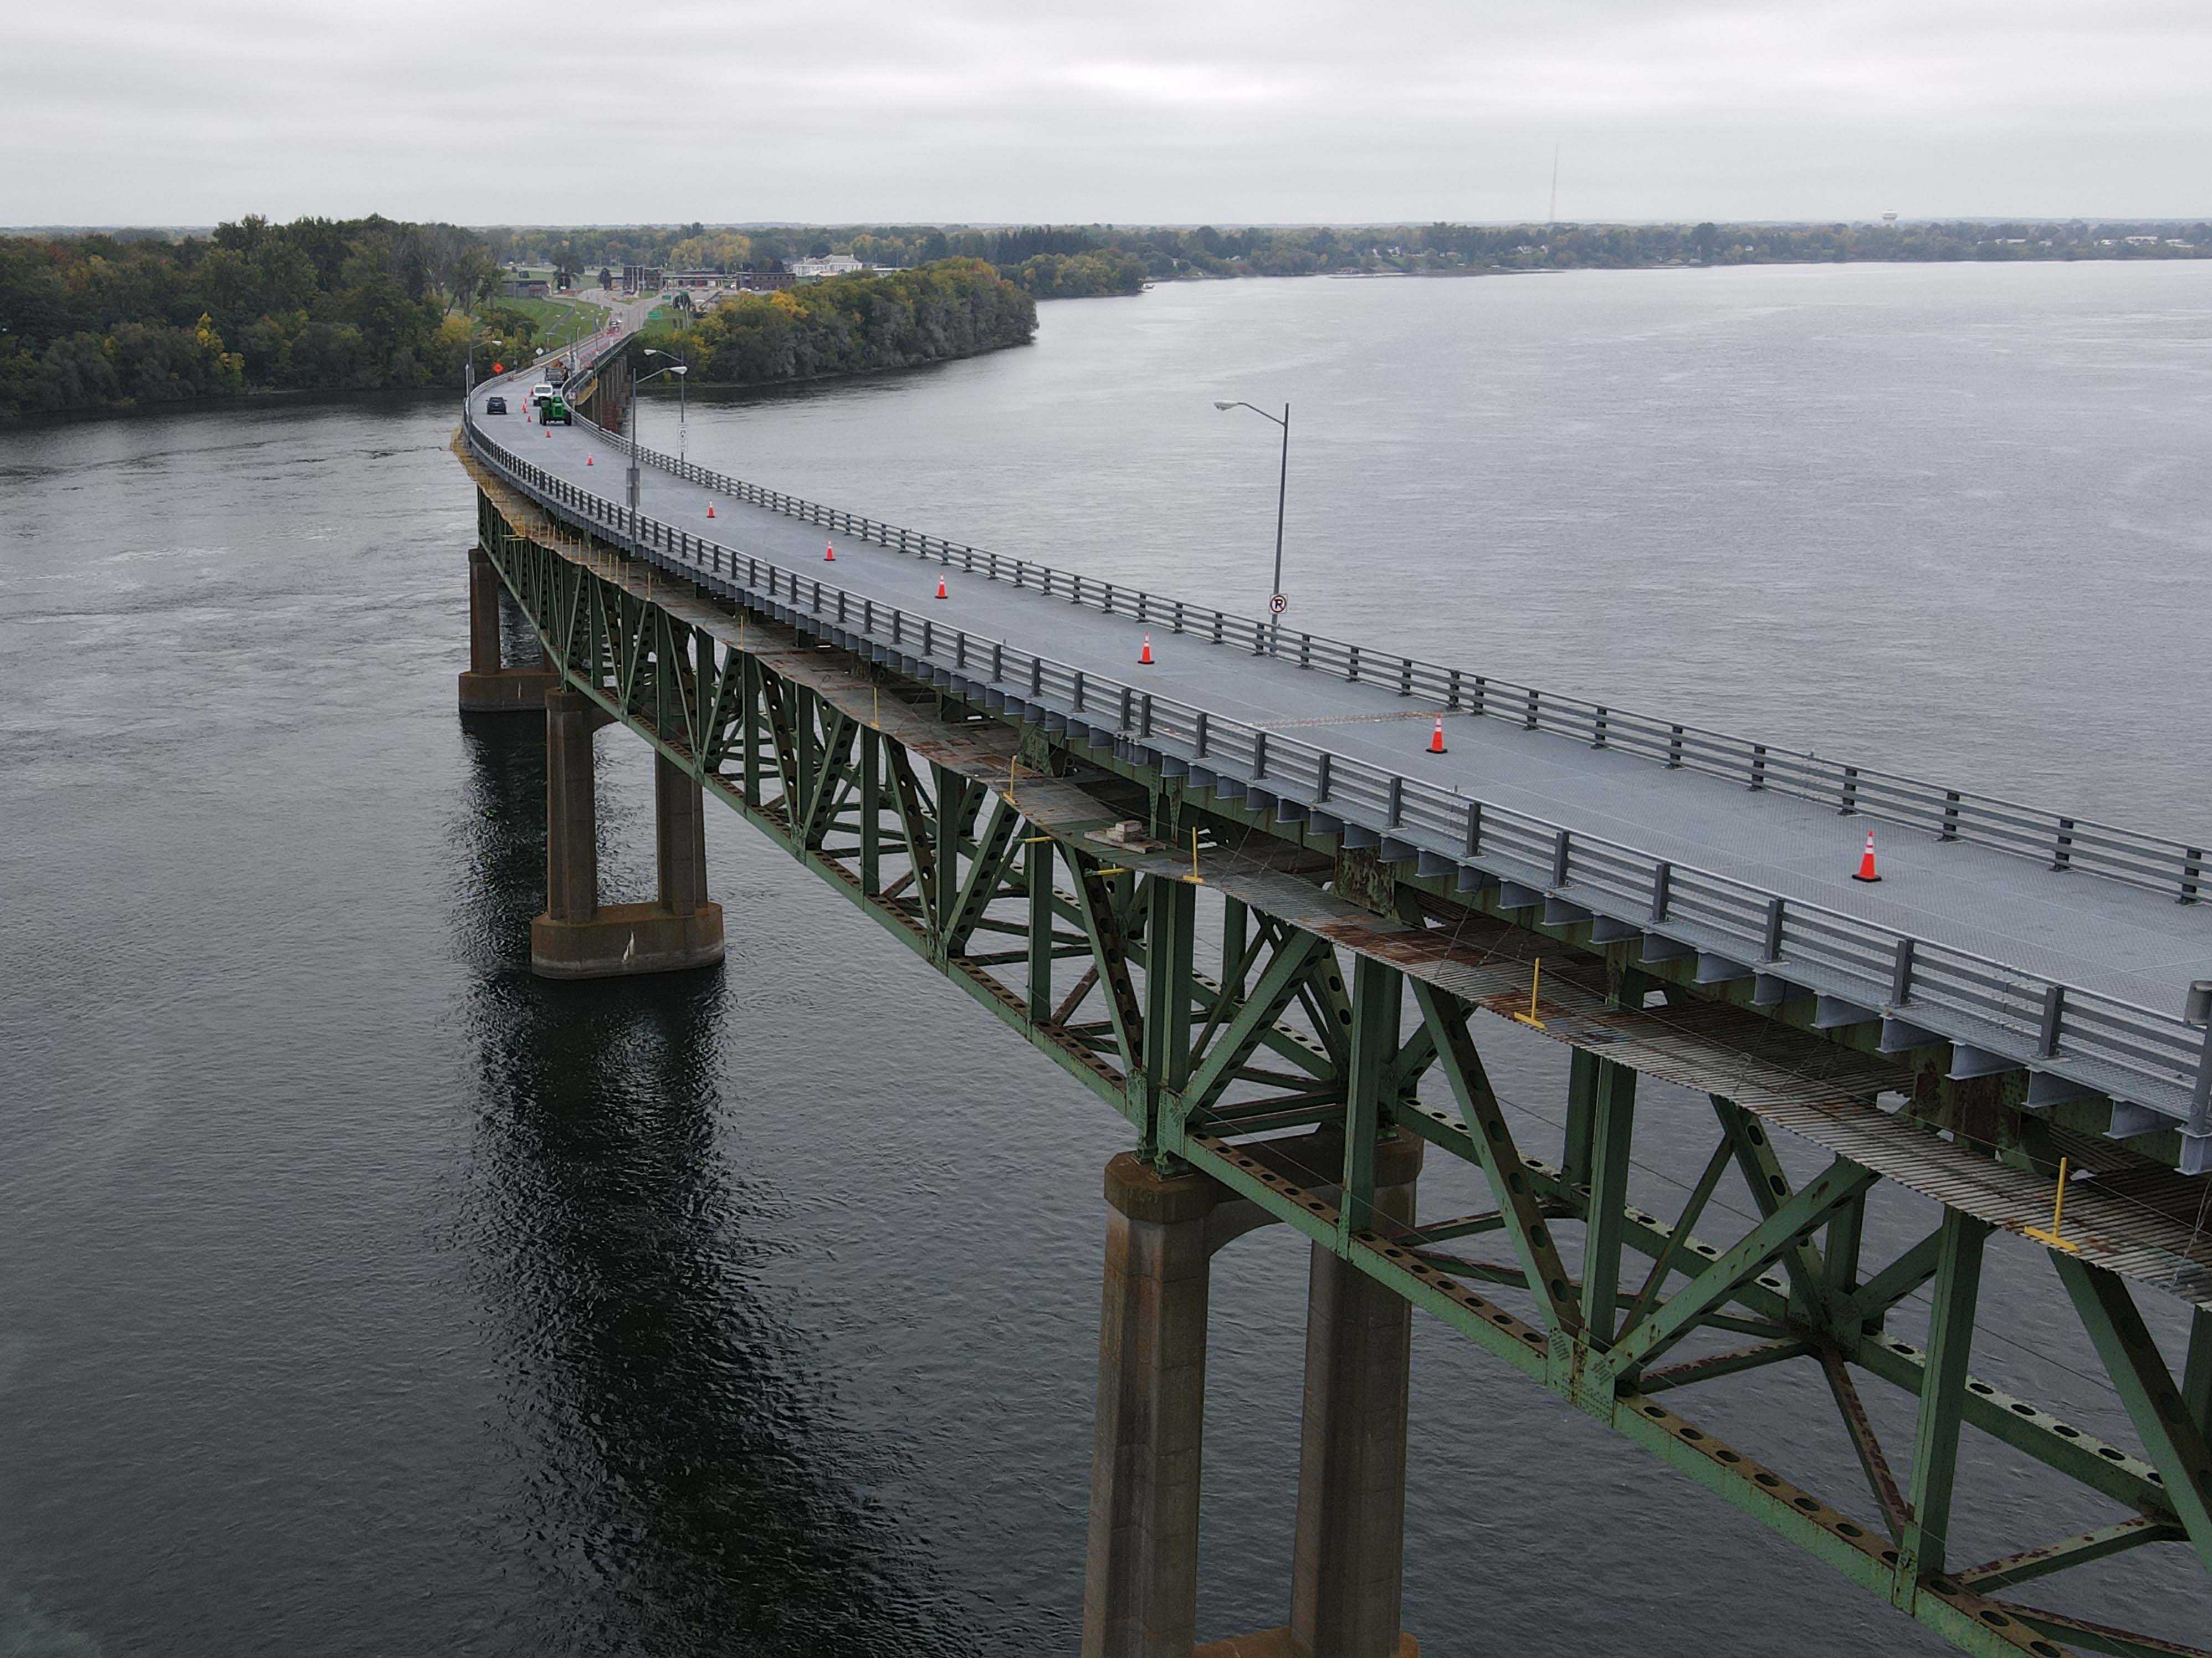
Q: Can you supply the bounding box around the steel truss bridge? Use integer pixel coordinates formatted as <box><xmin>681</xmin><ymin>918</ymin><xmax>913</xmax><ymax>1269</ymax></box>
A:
<box><xmin>450</xmin><ymin>335</ymin><xmax>2212</xmax><ymax>1658</ymax></box>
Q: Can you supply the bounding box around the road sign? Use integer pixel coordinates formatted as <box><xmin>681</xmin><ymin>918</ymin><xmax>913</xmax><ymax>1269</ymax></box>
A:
<box><xmin>1268</xmin><ymin>593</ymin><xmax>1289</xmax><ymax>616</ymax></box>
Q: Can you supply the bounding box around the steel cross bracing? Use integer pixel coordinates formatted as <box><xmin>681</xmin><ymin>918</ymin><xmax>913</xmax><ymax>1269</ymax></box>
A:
<box><xmin>461</xmin><ymin>436</ymin><xmax>2212</xmax><ymax>1658</ymax></box>
<box><xmin>468</xmin><ymin>359</ymin><xmax>2212</xmax><ymax>1169</ymax></box>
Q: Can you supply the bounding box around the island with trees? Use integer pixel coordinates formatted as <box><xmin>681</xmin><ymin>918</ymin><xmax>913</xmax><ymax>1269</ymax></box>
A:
<box><xmin>640</xmin><ymin>258</ymin><xmax>1035</xmax><ymax>387</ymax></box>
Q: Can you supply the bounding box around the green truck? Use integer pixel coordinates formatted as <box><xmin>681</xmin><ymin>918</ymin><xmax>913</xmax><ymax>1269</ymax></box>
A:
<box><xmin>541</xmin><ymin>393</ymin><xmax>573</xmax><ymax>426</ymax></box>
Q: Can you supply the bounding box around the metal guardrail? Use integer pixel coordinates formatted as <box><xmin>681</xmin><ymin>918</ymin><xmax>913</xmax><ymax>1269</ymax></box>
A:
<box><xmin>573</xmin><ymin>410</ymin><xmax>2208</xmax><ymax>911</ymax></box>
<box><xmin>464</xmin><ymin>398</ymin><xmax>2212</xmax><ymax>1157</ymax></box>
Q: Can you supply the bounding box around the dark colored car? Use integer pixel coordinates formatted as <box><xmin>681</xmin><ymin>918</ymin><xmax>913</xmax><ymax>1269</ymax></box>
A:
<box><xmin>484</xmin><ymin>395</ymin><xmax>508</xmax><ymax>415</ymax></box>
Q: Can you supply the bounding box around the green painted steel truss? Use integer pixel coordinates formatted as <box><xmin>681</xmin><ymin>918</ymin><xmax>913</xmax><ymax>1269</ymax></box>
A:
<box><xmin>473</xmin><ymin>480</ymin><xmax>2212</xmax><ymax>1658</ymax></box>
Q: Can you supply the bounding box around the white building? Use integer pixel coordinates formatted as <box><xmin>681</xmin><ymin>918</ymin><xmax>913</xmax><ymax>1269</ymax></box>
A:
<box><xmin>790</xmin><ymin>255</ymin><xmax>867</xmax><ymax>282</ymax></box>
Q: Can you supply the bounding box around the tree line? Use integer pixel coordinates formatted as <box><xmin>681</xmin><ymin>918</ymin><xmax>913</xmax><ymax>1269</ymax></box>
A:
<box><xmin>488</xmin><ymin>223</ymin><xmax>1156</xmax><ymax>299</ymax></box>
<box><xmin>13</xmin><ymin>211</ymin><xmax>2203</xmax><ymax>419</ymax></box>
<box><xmin>487</xmin><ymin>217</ymin><xmax>2206</xmax><ymax>300</ymax></box>
<box><xmin>651</xmin><ymin>258</ymin><xmax>1035</xmax><ymax>386</ymax></box>
<box><xmin>0</xmin><ymin>216</ymin><xmax>553</xmax><ymax>419</ymax></box>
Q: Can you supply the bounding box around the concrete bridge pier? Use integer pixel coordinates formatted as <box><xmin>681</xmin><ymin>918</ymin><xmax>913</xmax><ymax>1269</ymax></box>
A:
<box><xmin>1083</xmin><ymin>1134</ymin><xmax>1421</xmax><ymax>1658</ymax></box>
<box><xmin>528</xmin><ymin>688</ymin><xmax>725</xmax><ymax>979</ymax></box>
<box><xmin>1085</xmin><ymin>1154</ymin><xmax>1219</xmax><ymax>1658</ymax></box>
<box><xmin>1281</xmin><ymin>1144</ymin><xmax>1422</xmax><ymax>1658</ymax></box>
<box><xmin>458</xmin><ymin>546</ymin><xmax>558</xmax><ymax>713</ymax></box>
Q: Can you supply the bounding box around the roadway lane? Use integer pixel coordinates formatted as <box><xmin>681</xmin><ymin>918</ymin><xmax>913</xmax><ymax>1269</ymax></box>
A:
<box><xmin>468</xmin><ymin>362</ymin><xmax>2212</xmax><ymax>1024</ymax></box>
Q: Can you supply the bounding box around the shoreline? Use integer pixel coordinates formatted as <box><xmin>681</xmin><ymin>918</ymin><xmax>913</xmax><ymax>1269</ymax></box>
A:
<box><xmin>13</xmin><ymin>254</ymin><xmax>2205</xmax><ymax>428</ymax></box>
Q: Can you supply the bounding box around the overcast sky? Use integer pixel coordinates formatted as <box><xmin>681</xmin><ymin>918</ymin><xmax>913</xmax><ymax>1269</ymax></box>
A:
<box><xmin>8</xmin><ymin>0</ymin><xmax>2210</xmax><ymax>228</ymax></box>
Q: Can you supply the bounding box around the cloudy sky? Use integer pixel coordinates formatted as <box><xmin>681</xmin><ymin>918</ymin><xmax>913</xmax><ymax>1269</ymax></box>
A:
<box><xmin>9</xmin><ymin>0</ymin><xmax>2210</xmax><ymax>227</ymax></box>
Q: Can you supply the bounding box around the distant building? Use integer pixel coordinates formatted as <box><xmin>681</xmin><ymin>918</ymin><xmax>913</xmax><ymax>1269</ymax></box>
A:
<box><xmin>499</xmin><ymin>277</ymin><xmax>550</xmax><ymax>298</ymax></box>
<box><xmin>790</xmin><ymin>254</ymin><xmax>866</xmax><ymax>282</ymax></box>
<box><xmin>620</xmin><ymin>264</ymin><xmax>665</xmax><ymax>293</ymax></box>
<box><xmin>668</xmin><ymin>269</ymin><xmax>725</xmax><ymax>288</ymax></box>
<box><xmin>736</xmin><ymin>269</ymin><xmax>796</xmax><ymax>291</ymax></box>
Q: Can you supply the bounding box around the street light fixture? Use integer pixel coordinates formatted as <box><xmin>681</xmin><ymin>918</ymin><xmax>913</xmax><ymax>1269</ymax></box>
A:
<box><xmin>1213</xmin><ymin>398</ymin><xmax>1291</xmax><ymax>649</ymax></box>
<box><xmin>627</xmin><ymin>360</ymin><xmax>688</xmax><ymax>519</ymax></box>
<box><xmin>466</xmin><ymin>336</ymin><xmax>503</xmax><ymax>393</ymax></box>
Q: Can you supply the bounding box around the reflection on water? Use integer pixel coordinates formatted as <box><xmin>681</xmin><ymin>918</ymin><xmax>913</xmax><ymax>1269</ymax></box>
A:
<box><xmin>447</xmin><ymin>720</ymin><xmax>960</xmax><ymax>1656</ymax></box>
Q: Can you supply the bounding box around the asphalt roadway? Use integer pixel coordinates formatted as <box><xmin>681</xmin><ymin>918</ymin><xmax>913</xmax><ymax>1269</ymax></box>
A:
<box><xmin>471</xmin><ymin>355</ymin><xmax>2212</xmax><ymax>1045</ymax></box>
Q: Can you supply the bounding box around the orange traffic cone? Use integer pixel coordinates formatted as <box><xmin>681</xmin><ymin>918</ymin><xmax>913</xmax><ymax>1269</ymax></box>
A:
<box><xmin>824</xmin><ymin>543</ymin><xmax>836</xmax><ymax>561</ymax></box>
<box><xmin>934</xmin><ymin>575</ymin><xmax>948</xmax><ymax>600</ymax></box>
<box><xmin>706</xmin><ymin>504</ymin><xmax>716</xmax><ymax>519</ymax></box>
<box><xmin>1852</xmin><ymin>829</ymin><xmax>1881</xmax><ymax>883</ymax></box>
<box><xmin>585</xmin><ymin>454</ymin><xmax>593</xmax><ymax>465</ymax></box>
<box><xmin>1139</xmin><ymin>633</ymin><xmax>1154</xmax><ymax>666</ymax></box>
<box><xmin>1428</xmin><ymin>718</ymin><xmax>1447</xmax><ymax>754</ymax></box>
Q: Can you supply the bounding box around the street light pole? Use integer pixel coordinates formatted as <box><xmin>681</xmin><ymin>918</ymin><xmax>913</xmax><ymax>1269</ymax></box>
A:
<box><xmin>626</xmin><ymin>359</ymin><xmax>642</xmax><ymax>520</ymax></box>
<box><xmin>645</xmin><ymin>347</ymin><xmax>690</xmax><ymax>462</ymax></box>
<box><xmin>1269</xmin><ymin>402</ymin><xmax>1289</xmax><ymax>644</ymax></box>
<box><xmin>628</xmin><ymin>357</ymin><xmax>689</xmax><ymax>524</ymax></box>
<box><xmin>465</xmin><ymin>336</ymin><xmax>503</xmax><ymax>396</ymax></box>
<box><xmin>1213</xmin><ymin>398</ymin><xmax>1292</xmax><ymax>651</ymax></box>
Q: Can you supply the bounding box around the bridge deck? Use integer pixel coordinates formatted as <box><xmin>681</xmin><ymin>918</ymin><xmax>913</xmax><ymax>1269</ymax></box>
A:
<box><xmin>462</xmin><ymin>432</ymin><xmax>2212</xmax><ymax>1306</ymax></box>
<box><xmin>494</xmin><ymin>406</ymin><xmax>2212</xmax><ymax>1027</ymax></box>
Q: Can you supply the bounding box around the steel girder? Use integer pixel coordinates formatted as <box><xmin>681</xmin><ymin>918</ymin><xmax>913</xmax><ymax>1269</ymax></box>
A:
<box><xmin>468</xmin><ymin>480</ymin><xmax>2212</xmax><ymax>1658</ymax></box>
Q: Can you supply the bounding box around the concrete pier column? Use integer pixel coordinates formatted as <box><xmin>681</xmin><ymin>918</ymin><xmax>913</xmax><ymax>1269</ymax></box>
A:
<box><xmin>654</xmin><ymin>750</ymin><xmax>709</xmax><ymax>917</ymax></box>
<box><xmin>528</xmin><ymin>692</ymin><xmax>725</xmax><ymax>979</ymax></box>
<box><xmin>468</xmin><ymin>547</ymin><xmax>503</xmax><ymax>675</ymax></box>
<box><xmin>542</xmin><ymin>688</ymin><xmax>600</xmax><ymax>923</ymax></box>
<box><xmin>458</xmin><ymin>546</ymin><xmax>557</xmax><ymax>713</ymax></box>
<box><xmin>1288</xmin><ymin>1134</ymin><xmax>1423</xmax><ymax>1658</ymax></box>
<box><xmin>1083</xmin><ymin>1154</ymin><xmax>1225</xmax><ymax>1658</ymax></box>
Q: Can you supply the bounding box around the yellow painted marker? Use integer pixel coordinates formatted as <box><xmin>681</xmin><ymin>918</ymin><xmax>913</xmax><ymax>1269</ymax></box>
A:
<box><xmin>2025</xmin><ymin>1156</ymin><xmax>2083</xmax><ymax>1255</ymax></box>
<box><xmin>1512</xmin><ymin>958</ymin><xmax>1548</xmax><ymax>1031</ymax></box>
<box><xmin>1184</xmin><ymin>827</ymin><xmax>1205</xmax><ymax>885</ymax></box>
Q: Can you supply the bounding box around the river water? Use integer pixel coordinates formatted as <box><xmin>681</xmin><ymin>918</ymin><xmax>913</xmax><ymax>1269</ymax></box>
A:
<box><xmin>4</xmin><ymin>263</ymin><xmax>2209</xmax><ymax>1656</ymax></box>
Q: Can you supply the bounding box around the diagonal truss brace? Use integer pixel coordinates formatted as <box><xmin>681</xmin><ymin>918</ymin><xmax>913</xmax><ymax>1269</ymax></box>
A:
<box><xmin>2054</xmin><ymin>1255</ymin><xmax>2212</xmax><ymax>1575</ymax></box>
<box><xmin>1413</xmin><ymin>982</ymin><xmax>1584</xmax><ymax>1337</ymax></box>
<box><xmin>1604</xmin><ymin>1157</ymin><xmax>1881</xmax><ymax>1385</ymax></box>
